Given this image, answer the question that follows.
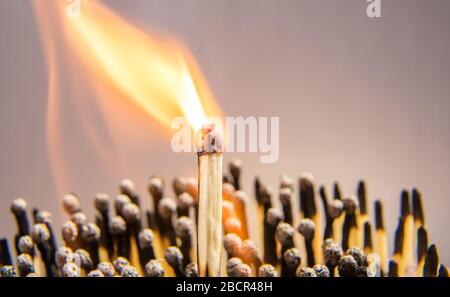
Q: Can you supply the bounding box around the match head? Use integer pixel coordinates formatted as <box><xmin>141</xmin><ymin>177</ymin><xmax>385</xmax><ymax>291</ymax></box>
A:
<box><xmin>18</xmin><ymin>235</ymin><xmax>34</xmax><ymax>254</ymax></box>
<box><xmin>224</xmin><ymin>217</ymin><xmax>243</xmax><ymax>235</ymax></box>
<box><xmin>164</xmin><ymin>246</ymin><xmax>183</xmax><ymax>268</ymax></box>
<box><xmin>148</xmin><ymin>176</ymin><xmax>164</xmax><ymax>196</ymax></box>
<box><xmin>109</xmin><ymin>216</ymin><xmax>127</xmax><ymax>235</ymax></box>
<box><xmin>55</xmin><ymin>246</ymin><xmax>74</xmax><ymax>268</ymax></box>
<box><xmin>222</xmin><ymin>200</ymin><xmax>236</xmax><ymax>220</ymax></box>
<box><xmin>297</xmin><ymin>267</ymin><xmax>317</xmax><ymax>277</ymax></box>
<box><xmin>173</xmin><ymin>177</ymin><xmax>187</xmax><ymax>196</ymax></box>
<box><xmin>119</xmin><ymin>178</ymin><xmax>135</xmax><ymax>195</ymax></box>
<box><xmin>374</xmin><ymin>200</ymin><xmax>384</xmax><ymax>230</ymax></box>
<box><xmin>177</xmin><ymin>192</ymin><xmax>194</xmax><ymax>210</ymax></box>
<box><xmin>228</xmin><ymin>262</ymin><xmax>252</xmax><ymax>277</ymax></box>
<box><xmin>226</xmin><ymin>257</ymin><xmax>243</xmax><ymax>275</ymax></box>
<box><xmin>31</xmin><ymin>223</ymin><xmax>50</xmax><ymax>244</ymax></box>
<box><xmin>87</xmin><ymin>270</ymin><xmax>104</xmax><ymax>277</ymax></box>
<box><xmin>223</xmin><ymin>233</ymin><xmax>243</xmax><ymax>257</ymax></box>
<box><xmin>113</xmin><ymin>257</ymin><xmax>130</xmax><ymax>273</ymax></box>
<box><xmin>279</xmin><ymin>188</ymin><xmax>293</xmax><ymax>206</ymax></box>
<box><xmin>0</xmin><ymin>265</ymin><xmax>16</xmax><ymax>277</ymax></box>
<box><xmin>61</xmin><ymin>220</ymin><xmax>78</xmax><ymax>242</ymax></box>
<box><xmin>122</xmin><ymin>203</ymin><xmax>141</xmax><ymax>223</ymax></box>
<box><xmin>10</xmin><ymin>197</ymin><xmax>27</xmax><ymax>215</ymax></box>
<box><xmin>423</xmin><ymin>244</ymin><xmax>439</xmax><ymax>277</ymax></box>
<box><xmin>258</xmin><ymin>264</ymin><xmax>278</xmax><ymax>277</ymax></box>
<box><xmin>75</xmin><ymin>249</ymin><xmax>93</xmax><ymax>271</ymax></box>
<box><xmin>279</xmin><ymin>174</ymin><xmax>294</xmax><ymax>190</ymax></box>
<box><xmin>343</xmin><ymin>195</ymin><xmax>359</xmax><ymax>214</ymax></box>
<box><xmin>121</xmin><ymin>265</ymin><xmax>139</xmax><ymax>277</ymax></box>
<box><xmin>355</xmin><ymin>266</ymin><xmax>368</xmax><ymax>277</ymax></box>
<box><xmin>114</xmin><ymin>194</ymin><xmax>131</xmax><ymax>213</ymax></box>
<box><xmin>185</xmin><ymin>263</ymin><xmax>199</xmax><ymax>277</ymax></box>
<box><xmin>400</xmin><ymin>190</ymin><xmax>411</xmax><ymax>218</ymax></box>
<box><xmin>313</xmin><ymin>264</ymin><xmax>330</xmax><ymax>277</ymax></box>
<box><xmin>275</xmin><ymin>222</ymin><xmax>295</xmax><ymax>246</ymax></box>
<box><xmin>158</xmin><ymin>197</ymin><xmax>177</xmax><ymax>219</ymax></box>
<box><xmin>138</xmin><ymin>228</ymin><xmax>154</xmax><ymax>249</ymax></box>
<box><xmin>97</xmin><ymin>262</ymin><xmax>116</xmax><ymax>277</ymax></box>
<box><xmin>62</xmin><ymin>193</ymin><xmax>81</xmax><ymax>214</ymax></box>
<box><xmin>259</xmin><ymin>185</ymin><xmax>273</xmax><ymax>205</ymax></box>
<box><xmin>297</xmin><ymin>218</ymin><xmax>316</xmax><ymax>241</ymax></box>
<box><xmin>412</xmin><ymin>188</ymin><xmax>424</xmax><ymax>224</ymax></box>
<box><xmin>229</xmin><ymin>159</ymin><xmax>242</xmax><ymax>175</ymax></box>
<box><xmin>234</xmin><ymin>190</ymin><xmax>248</xmax><ymax>204</ymax></box>
<box><xmin>26</xmin><ymin>273</ymin><xmax>38</xmax><ymax>277</ymax></box>
<box><xmin>328</xmin><ymin>199</ymin><xmax>344</xmax><ymax>219</ymax></box>
<box><xmin>283</xmin><ymin>248</ymin><xmax>301</xmax><ymax>269</ymax></box>
<box><xmin>338</xmin><ymin>255</ymin><xmax>358</xmax><ymax>277</ymax></box>
<box><xmin>266</xmin><ymin>207</ymin><xmax>284</xmax><ymax>227</ymax></box>
<box><xmin>94</xmin><ymin>193</ymin><xmax>110</xmax><ymax>213</ymax></box>
<box><xmin>36</xmin><ymin>210</ymin><xmax>52</xmax><ymax>224</ymax></box>
<box><xmin>299</xmin><ymin>172</ymin><xmax>315</xmax><ymax>188</ymax></box>
<box><xmin>346</xmin><ymin>247</ymin><xmax>367</xmax><ymax>267</ymax></box>
<box><xmin>196</xmin><ymin>124</ymin><xmax>223</xmax><ymax>154</ymax></box>
<box><xmin>175</xmin><ymin>216</ymin><xmax>194</xmax><ymax>239</ymax></box>
<box><xmin>241</xmin><ymin>239</ymin><xmax>259</xmax><ymax>262</ymax></box>
<box><xmin>81</xmin><ymin>222</ymin><xmax>101</xmax><ymax>242</ymax></box>
<box><xmin>62</xmin><ymin>262</ymin><xmax>80</xmax><ymax>277</ymax></box>
<box><xmin>145</xmin><ymin>259</ymin><xmax>165</xmax><ymax>277</ymax></box>
<box><xmin>17</xmin><ymin>253</ymin><xmax>34</xmax><ymax>275</ymax></box>
<box><xmin>323</xmin><ymin>240</ymin><xmax>344</xmax><ymax>268</ymax></box>
<box><xmin>70</xmin><ymin>211</ymin><xmax>87</xmax><ymax>227</ymax></box>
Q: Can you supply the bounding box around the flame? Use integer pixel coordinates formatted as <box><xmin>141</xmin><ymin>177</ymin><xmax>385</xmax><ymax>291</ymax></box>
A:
<box><xmin>32</xmin><ymin>1</ymin><xmax>221</xmax><ymax>193</ymax></box>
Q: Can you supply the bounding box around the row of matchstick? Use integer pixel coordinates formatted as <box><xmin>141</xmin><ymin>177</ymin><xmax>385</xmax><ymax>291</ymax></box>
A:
<box><xmin>0</xmin><ymin>159</ymin><xmax>448</xmax><ymax>277</ymax></box>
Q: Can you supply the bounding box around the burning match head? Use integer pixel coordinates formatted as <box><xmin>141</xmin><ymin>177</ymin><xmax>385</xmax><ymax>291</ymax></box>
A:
<box><xmin>328</xmin><ymin>199</ymin><xmax>344</xmax><ymax>219</ymax></box>
<box><xmin>71</xmin><ymin>211</ymin><xmax>87</xmax><ymax>227</ymax></box>
<box><xmin>185</xmin><ymin>263</ymin><xmax>199</xmax><ymax>277</ymax></box>
<box><xmin>109</xmin><ymin>216</ymin><xmax>127</xmax><ymax>235</ymax></box>
<box><xmin>297</xmin><ymin>267</ymin><xmax>317</xmax><ymax>277</ymax></box>
<box><xmin>279</xmin><ymin>188</ymin><xmax>293</xmax><ymax>206</ymax></box>
<box><xmin>313</xmin><ymin>264</ymin><xmax>330</xmax><ymax>277</ymax></box>
<box><xmin>275</xmin><ymin>222</ymin><xmax>295</xmax><ymax>247</ymax></box>
<box><xmin>258</xmin><ymin>264</ymin><xmax>278</xmax><ymax>277</ymax></box>
<box><xmin>223</xmin><ymin>233</ymin><xmax>243</xmax><ymax>257</ymax></box>
<box><xmin>10</xmin><ymin>198</ymin><xmax>27</xmax><ymax>215</ymax></box>
<box><xmin>343</xmin><ymin>195</ymin><xmax>359</xmax><ymax>214</ymax></box>
<box><xmin>75</xmin><ymin>249</ymin><xmax>93</xmax><ymax>271</ymax></box>
<box><xmin>97</xmin><ymin>262</ymin><xmax>116</xmax><ymax>277</ymax></box>
<box><xmin>122</xmin><ymin>203</ymin><xmax>141</xmax><ymax>223</ymax></box>
<box><xmin>18</xmin><ymin>235</ymin><xmax>34</xmax><ymax>254</ymax></box>
<box><xmin>121</xmin><ymin>265</ymin><xmax>139</xmax><ymax>277</ymax></box>
<box><xmin>113</xmin><ymin>257</ymin><xmax>130</xmax><ymax>273</ymax></box>
<box><xmin>158</xmin><ymin>197</ymin><xmax>177</xmax><ymax>219</ymax></box>
<box><xmin>283</xmin><ymin>248</ymin><xmax>301</xmax><ymax>269</ymax></box>
<box><xmin>31</xmin><ymin>223</ymin><xmax>50</xmax><ymax>244</ymax></box>
<box><xmin>297</xmin><ymin>218</ymin><xmax>316</xmax><ymax>241</ymax></box>
<box><xmin>87</xmin><ymin>270</ymin><xmax>104</xmax><ymax>277</ymax></box>
<box><xmin>36</xmin><ymin>210</ymin><xmax>52</xmax><ymax>224</ymax></box>
<box><xmin>62</xmin><ymin>220</ymin><xmax>78</xmax><ymax>242</ymax></box>
<box><xmin>266</xmin><ymin>207</ymin><xmax>284</xmax><ymax>227</ymax></box>
<box><xmin>175</xmin><ymin>216</ymin><xmax>194</xmax><ymax>239</ymax></box>
<box><xmin>55</xmin><ymin>246</ymin><xmax>74</xmax><ymax>268</ymax></box>
<box><xmin>115</xmin><ymin>194</ymin><xmax>131</xmax><ymax>214</ymax></box>
<box><xmin>138</xmin><ymin>228</ymin><xmax>154</xmax><ymax>249</ymax></box>
<box><xmin>63</xmin><ymin>193</ymin><xmax>81</xmax><ymax>214</ymax></box>
<box><xmin>164</xmin><ymin>246</ymin><xmax>183</xmax><ymax>268</ymax></box>
<box><xmin>62</xmin><ymin>262</ymin><xmax>80</xmax><ymax>277</ymax></box>
<box><xmin>0</xmin><ymin>265</ymin><xmax>16</xmax><ymax>277</ymax></box>
<box><xmin>177</xmin><ymin>192</ymin><xmax>194</xmax><ymax>210</ymax></box>
<box><xmin>323</xmin><ymin>239</ymin><xmax>344</xmax><ymax>268</ymax></box>
<box><xmin>17</xmin><ymin>253</ymin><xmax>35</xmax><ymax>276</ymax></box>
<box><xmin>145</xmin><ymin>260</ymin><xmax>165</xmax><ymax>277</ymax></box>
<box><xmin>94</xmin><ymin>193</ymin><xmax>110</xmax><ymax>213</ymax></box>
<box><xmin>196</xmin><ymin>124</ymin><xmax>223</xmax><ymax>154</ymax></box>
<box><xmin>346</xmin><ymin>247</ymin><xmax>367</xmax><ymax>267</ymax></box>
<box><xmin>338</xmin><ymin>255</ymin><xmax>358</xmax><ymax>277</ymax></box>
<box><xmin>81</xmin><ymin>223</ymin><xmax>101</xmax><ymax>242</ymax></box>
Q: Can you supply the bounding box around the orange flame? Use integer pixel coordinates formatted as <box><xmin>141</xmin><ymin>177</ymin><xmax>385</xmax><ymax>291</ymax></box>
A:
<box><xmin>32</xmin><ymin>1</ymin><xmax>222</xmax><ymax>193</ymax></box>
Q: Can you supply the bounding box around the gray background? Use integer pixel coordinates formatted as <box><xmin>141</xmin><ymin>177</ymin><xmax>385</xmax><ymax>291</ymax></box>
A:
<box><xmin>1</xmin><ymin>0</ymin><xmax>449</xmax><ymax>264</ymax></box>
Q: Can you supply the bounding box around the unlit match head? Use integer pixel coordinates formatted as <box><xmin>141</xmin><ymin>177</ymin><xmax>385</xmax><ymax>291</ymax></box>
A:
<box><xmin>175</xmin><ymin>216</ymin><xmax>194</xmax><ymax>239</ymax></box>
<box><xmin>122</xmin><ymin>203</ymin><xmax>141</xmax><ymax>223</ymax></box>
<box><xmin>97</xmin><ymin>262</ymin><xmax>116</xmax><ymax>277</ymax></box>
<box><xmin>266</xmin><ymin>207</ymin><xmax>284</xmax><ymax>227</ymax></box>
<box><xmin>297</xmin><ymin>267</ymin><xmax>317</xmax><ymax>277</ymax></box>
<box><xmin>196</xmin><ymin>124</ymin><xmax>223</xmax><ymax>154</ymax></box>
<box><xmin>328</xmin><ymin>199</ymin><xmax>344</xmax><ymax>219</ymax></box>
<box><xmin>138</xmin><ymin>228</ymin><xmax>154</xmax><ymax>249</ymax></box>
<box><xmin>313</xmin><ymin>264</ymin><xmax>330</xmax><ymax>277</ymax></box>
<box><xmin>145</xmin><ymin>259</ymin><xmax>165</xmax><ymax>277</ymax></box>
<box><xmin>109</xmin><ymin>216</ymin><xmax>127</xmax><ymax>235</ymax></box>
<box><xmin>62</xmin><ymin>262</ymin><xmax>80</xmax><ymax>277</ymax></box>
<box><xmin>224</xmin><ymin>217</ymin><xmax>243</xmax><ymax>235</ymax></box>
<box><xmin>223</xmin><ymin>233</ymin><xmax>242</xmax><ymax>257</ymax></box>
<box><xmin>63</xmin><ymin>193</ymin><xmax>81</xmax><ymax>214</ymax></box>
<box><xmin>81</xmin><ymin>223</ymin><xmax>101</xmax><ymax>242</ymax></box>
<box><xmin>241</xmin><ymin>239</ymin><xmax>259</xmax><ymax>262</ymax></box>
<box><xmin>62</xmin><ymin>220</ymin><xmax>78</xmax><ymax>242</ymax></box>
<box><xmin>258</xmin><ymin>264</ymin><xmax>278</xmax><ymax>277</ymax></box>
<box><xmin>18</xmin><ymin>235</ymin><xmax>34</xmax><ymax>254</ymax></box>
<box><xmin>297</xmin><ymin>218</ymin><xmax>316</xmax><ymax>241</ymax></box>
<box><xmin>338</xmin><ymin>255</ymin><xmax>358</xmax><ymax>277</ymax></box>
<box><xmin>31</xmin><ymin>223</ymin><xmax>50</xmax><ymax>244</ymax></box>
<box><xmin>222</xmin><ymin>200</ymin><xmax>236</xmax><ymax>219</ymax></box>
<box><xmin>121</xmin><ymin>265</ymin><xmax>139</xmax><ymax>277</ymax></box>
<box><xmin>185</xmin><ymin>263</ymin><xmax>199</xmax><ymax>277</ymax></box>
<box><xmin>11</xmin><ymin>198</ymin><xmax>27</xmax><ymax>215</ymax></box>
<box><xmin>158</xmin><ymin>197</ymin><xmax>177</xmax><ymax>219</ymax></box>
<box><xmin>94</xmin><ymin>193</ymin><xmax>110</xmax><ymax>213</ymax></box>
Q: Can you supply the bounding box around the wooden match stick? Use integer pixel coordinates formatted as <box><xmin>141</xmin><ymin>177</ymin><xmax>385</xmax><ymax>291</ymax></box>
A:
<box><xmin>400</xmin><ymin>190</ymin><xmax>414</xmax><ymax>275</ymax></box>
<box><xmin>416</xmin><ymin>226</ymin><xmax>428</xmax><ymax>276</ymax></box>
<box><xmin>10</xmin><ymin>198</ymin><xmax>30</xmax><ymax>251</ymax></box>
<box><xmin>94</xmin><ymin>193</ymin><xmax>114</xmax><ymax>260</ymax></box>
<box><xmin>196</xmin><ymin>124</ymin><xmax>223</xmax><ymax>277</ymax></box>
<box><xmin>81</xmin><ymin>222</ymin><xmax>101</xmax><ymax>267</ymax></box>
<box><xmin>137</xmin><ymin>228</ymin><xmax>156</xmax><ymax>270</ymax></box>
<box><xmin>423</xmin><ymin>244</ymin><xmax>439</xmax><ymax>277</ymax></box>
<box><xmin>342</xmin><ymin>195</ymin><xmax>359</xmax><ymax>251</ymax></box>
<box><xmin>363</xmin><ymin>221</ymin><xmax>373</xmax><ymax>254</ymax></box>
<box><xmin>264</xmin><ymin>207</ymin><xmax>283</xmax><ymax>265</ymax></box>
<box><xmin>393</xmin><ymin>217</ymin><xmax>405</xmax><ymax>276</ymax></box>
<box><xmin>297</xmin><ymin>218</ymin><xmax>316</xmax><ymax>267</ymax></box>
<box><xmin>175</xmin><ymin>216</ymin><xmax>194</xmax><ymax>268</ymax></box>
<box><xmin>374</xmin><ymin>200</ymin><xmax>388</xmax><ymax>275</ymax></box>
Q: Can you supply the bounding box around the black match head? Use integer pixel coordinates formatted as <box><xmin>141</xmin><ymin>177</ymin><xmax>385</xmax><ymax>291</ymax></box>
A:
<box><xmin>185</xmin><ymin>263</ymin><xmax>199</xmax><ymax>277</ymax></box>
<box><xmin>346</xmin><ymin>247</ymin><xmax>367</xmax><ymax>267</ymax></box>
<box><xmin>297</xmin><ymin>218</ymin><xmax>315</xmax><ymax>241</ymax></box>
<box><xmin>226</xmin><ymin>257</ymin><xmax>243</xmax><ymax>276</ymax></box>
<box><xmin>388</xmin><ymin>260</ymin><xmax>398</xmax><ymax>277</ymax></box>
<box><xmin>357</xmin><ymin>180</ymin><xmax>367</xmax><ymax>215</ymax></box>
<box><xmin>121</xmin><ymin>265</ymin><xmax>139</xmax><ymax>277</ymax></box>
<box><xmin>297</xmin><ymin>267</ymin><xmax>317</xmax><ymax>277</ymax></box>
<box><xmin>283</xmin><ymin>248</ymin><xmax>301</xmax><ymax>269</ymax></box>
<box><xmin>177</xmin><ymin>192</ymin><xmax>194</xmax><ymax>210</ymax></box>
<box><xmin>70</xmin><ymin>211</ymin><xmax>87</xmax><ymax>227</ymax></box>
<box><xmin>328</xmin><ymin>199</ymin><xmax>344</xmax><ymax>219</ymax></box>
<box><xmin>266</xmin><ymin>207</ymin><xmax>284</xmax><ymax>227</ymax></box>
<box><xmin>363</xmin><ymin>222</ymin><xmax>373</xmax><ymax>250</ymax></box>
<box><xmin>343</xmin><ymin>195</ymin><xmax>359</xmax><ymax>215</ymax></box>
<box><xmin>400</xmin><ymin>190</ymin><xmax>411</xmax><ymax>219</ymax></box>
<box><xmin>97</xmin><ymin>262</ymin><xmax>116</xmax><ymax>277</ymax></box>
<box><xmin>173</xmin><ymin>177</ymin><xmax>187</xmax><ymax>196</ymax></box>
<box><xmin>149</xmin><ymin>176</ymin><xmax>164</xmax><ymax>197</ymax></box>
<box><xmin>275</xmin><ymin>222</ymin><xmax>295</xmax><ymax>247</ymax></box>
<box><xmin>258</xmin><ymin>264</ymin><xmax>278</xmax><ymax>277</ymax></box>
<box><xmin>338</xmin><ymin>255</ymin><xmax>358</xmax><ymax>277</ymax></box>
<box><xmin>164</xmin><ymin>246</ymin><xmax>183</xmax><ymax>269</ymax></box>
<box><xmin>423</xmin><ymin>244</ymin><xmax>439</xmax><ymax>277</ymax></box>
<box><xmin>313</xmin><ymin>264</ymin><xmax>330</xmax><ymax>277</ymax></box>
<box><xmin>412</xmin><ymin>188</ymin><xmax>425</xmax><ymax>225</ymax></box>
<box><xmin>87</xmin><ymin>270</ymin><xmax>105</xmax><ymax>277</ymax></box>
<box><xmin>145</xmin><ymin>260</ymin><xmax>165</xmax><ymax>277</ymax></box>
<box><xmin>114</xmin><ymin>194</ymin><xmax>131</xmax><ymax>214</ymax></box>
<box><xmin>109</xmin><ymin>216</ymin><xmax>127</xmax><ymax>235</ymax></box>
<box><xmin>333</xmin><ymin>182</ymin><xmax>342</xmax><ymax>200</ymax></box>
<box><xmin>279</xmin><ymin>188</ymin><xmax>293</xmax><ymax>207</ymax></box>
<box><xmin>62</xmin><ymin>193</ymin><xmax>81</xmax><ymax>214</ymax></box>
<box><xmin>17</xmin><ymin>253</ymin><xmax>34</xmax><ymax>276</ymax></box>
<box><xmin>10</xmin><ymin>198</ymin><xmax>27</xmax><ymax>215</ymax></box>
<box><xmin>138</xmin><ymin>228</ymin><xmax>154</xmax><ymax>249</ymax></box>
<box><xmin>18</xmin><ymin>235</ymin><xmax>34</xmax><ymax>255</ymax></box>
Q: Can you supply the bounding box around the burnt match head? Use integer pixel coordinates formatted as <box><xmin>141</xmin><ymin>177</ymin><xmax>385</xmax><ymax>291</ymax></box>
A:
<box><xmin>149</xmin><ymin>176</ymin><xmax>164</xmax><ymax>196</ymax></box>
<box><xmin>175</xmin><ymin>216</ymin><xmax>194</xmax><ymax>239</ymax></box>
<box><xmin>121</xmin><ymin>265</ymin><xmax>139</xmax><ymax>277</ymax></box>
<box><xmin>393</xmin><ymin>218</ymin><xmax>405</xmax><ymax>255</ymax></box>
<box><xmin>173</xmin><ymin>177</ymin><xmax>187</xmax><ymax>196</ymax></box>
<box><xmin>0</xmin><ymin>265</ymin><xmax>16</xmax><ymax>277</ymax></box>
<box><xmin>227</xmin><ymin>260</ymin><xmax>252</xmax><ymax>277</ymax></box>
<box><xmin>31</xmin><ymin>223</ymin><xmax>50</xmax><ymax>244</ymax></box>
<box><xmin>412</xmin><ymin>188</ymin><xmax>425</xmax><ymax>225</ymax></box>
<box><xmin>61</xmin><ymin>220</ymin><xmax>78</xmax><ymax>242</ymax></box>
<box><xmin>279</xmin><ymin>188</ymin><xmax>293</xmax><ymax>206</ymax></box>
<box><xmin>185</xmin><ymin>263</ymin><xmax>199</xmax><ymax>277</ymax></box>
<box><xmin>423</xmin><ymin>244</ymin><xmax>439</xmax><ymax>277</ymax></box>
<box><xmin>17</xmin><ymin>253</ymin><xmax>34</xmax><ymax>276</ymax></box>
<box><xmin>55</xmin><ymin>246</ymin><xmax>74</xmax><ymax>268</ymax></box>
<box><xmin>417</xmin><ymin>226</ymin><xmax>428</xmax><ymax>262</ymax></box>
<box><xmin>145</xmin><ymin>259</ymin><xmax>165</xmax><ymax>277</ymax></box>
<box><xmin>355</xmin><ymin>266</ymin><xmax>369</xmax><ymax>277</ymax></box>
<box><xmin>275</xmin><ymin>222</ymin><xmax>295</xmax><ymax>247</ymax></box>
<box><xmin>259</xmin><ymin>184</ymin><xmax>273</xmax><ymax>205</ymax></box>
<box><xmin>87</xmin><ymin>270</ymin><xmax>104</xmax><ymax>277</ymax></box>
<box><xmin>97</xmin><ymin>262</ymin><xmax>116</xmax><ymax>277</ymax></box>
<box><xmin>313</xmin><ymin>264</ymin><xmax>330</xmax><ymax>277</ymax></box>
<box><xmin>346</xmin><ymin>247</ymin><xmax>367</xmax><ymax>267</ymax></box>
<box><xmin>113</xmin><ymin>257</ymin><xmax>130</xmax><ymax>273</ymax></box>
<box><xmin>374</xmin><ymin>200</ymin><xmax>384</xmax><ymax>230</ymax></box>
<box><xmin>164</xmin><ymin>246</ymin><xmax>183</xmax><ymax>269</ymax></box>
<box><xmin>138</xmin><ymin>228</ymin><xmax>154</xmax><ymax>249</ymax></box>
<box><xmin>258</xmin><ymin>264</ymin><xmax>278</xmax><ymax>277</ymax></box>
<box><xmin>229</xmin><ymin>159</ymin><xmax>242</xmax><ymax>176</ymax></box>
<box><xmin>71</xmin><ymin>211</ymin><xmax>87</xmax><ymax>227</ymax></box>
<box><xmin>279</xmin><ymin>174</ymin><xmax>294</xmax><ymax>190</ymax></box>
<box><xmin>75</xmin><ymin>249</ymin><xmax>93</xmax><ymax>271</ymax></box>
<box><xmin>343</xmin><ymin>195</ymin><xmax>359</xmax><ymax>215</ymax></box>
<box><xmin>36</xmin><ymin>210</ymin><xmax>52</xmax><ymax>224</ymax></box>
<box><xmin>10</xmin><ymin>198</ymin><xmax>27</xmax><ymax>215</ymax></box>
<box><xmin>114</xmin><ymin>194</ymin><xmax>131</xmax><ymax>214</ymax></box>
<box><xmin>223</xmin><ymin>233</ymin><xmax>242</xmax><ymax>257</ymax></box>
<box><xmin>283</xmin><ymin>248</ymin><xmax>301</xmax><ymax>269</ymax></box>
<box><xmin>323</xmin><ymin>239</ymin><xmax>343</xmax><ymax>268</ymax></box>
<box><xmin>400</xmin><ymin>190</ymin><xmax>411</xmax><ymax>219</ymax></box>
<box><xmin>226</xmin><ymin>257</ymin><xmax>243</xmax><ymax>275</ymax></box>
<box><xmin>94</xmin><ymin>193</ymin><xmax>110</xmax><ymax>213</ymax></box>
<box><xmin>297</xmin><ymin>218</ymin><xmax>315</xmax><ymax>241</ymax></box>
<box><xmin>328</xmin><ymin>199</ymin><xmax>344</xmax><ymax>219</ymax></box>
<box><xmin>297</xmin><ymin>267</ymin><xmax>317</xmax><ymax>277</ymax></box>
<box><xmin>119</xmin><ymin>178</ymin><xmax>135</xmax><ymax>195</ymax></box>
<box><xmin>109</xmin><ymin>216</ymin><xmax>127</xmax><ymax>235</ymax></box>
<box><xmin>63</xmin><ymin>193</ymin><xmax>81</xmax><ymax>215</ymax></box>
<box><xmin>177</xmin><ymin>192</ymin><xmax>194</xmax><ymax>210</ymax></box>
<box><xmin>81</xmin><ymin>222</ymin><xmax>101</xmax><ymax>242</ymax></box>
<box><xmin>158</xmin><ymin>197</ymin><xmax>177</xmax><ymax>219</ymax></box>
<box><xmin>196</xmin><ymin>124</ymin><xmax>223</xmax><ymax>154</ymax></box>
<box><xmin>338</xmin><ymin>255</ymin><xmax>358</xmax><ymax>277</ymax></box>
<box><xmin>266</xmin><ymin>207</ymin><xmax>284</xmax><ymax>227</ymax></box>
<box><xmin>357</xmin><ymin>180</ymin><xmax>367</xmax><ymax>215</ymax></box>
<box><xmin>62</xmin><ymin>262</ymin><xmax>80</xmax><ymax>277</ymax></box>
<box><xmin>122</xmin><ymin>203</ymin><xmax>141</xmax><ymax>223</ymax></box>
<box><xmin>18</xmin><ymin>235</ymin><xmax>34</xmax><ymax>255</ymax></box>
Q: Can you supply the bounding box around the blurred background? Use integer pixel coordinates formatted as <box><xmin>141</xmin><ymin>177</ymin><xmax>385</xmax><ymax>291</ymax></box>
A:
<box><xmin>0</xmin><ymin>0</ymin><xmax>449</xmax><ymax>264</ymax></box>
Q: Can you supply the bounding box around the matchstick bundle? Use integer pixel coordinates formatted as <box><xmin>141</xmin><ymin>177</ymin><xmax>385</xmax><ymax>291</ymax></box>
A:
<box><xmin>0</xmin><ymin>161</ymin><xmax>448</xmax><ymax>277</ymax></box>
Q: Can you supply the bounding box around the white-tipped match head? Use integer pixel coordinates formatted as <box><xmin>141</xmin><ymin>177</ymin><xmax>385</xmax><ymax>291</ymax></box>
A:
<box><xmin>62</xmin><ymin>193</ymin><xmax>81</xmax><ymax>214</ymax></box>
<box><xmin>11</xmin><ymin>198</ymin><xmax>27</xmax><ymax>215</ymax></box>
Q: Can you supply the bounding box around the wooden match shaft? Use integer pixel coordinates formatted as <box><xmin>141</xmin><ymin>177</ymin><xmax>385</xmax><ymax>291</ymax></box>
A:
<box><xmin>374</xmin><ymin>200</ymin><xmax>388</xmax><ymax>274</ymax></box>
<box><xmin>400</xmin><ymin>190</ymin><xmax>413</xmax><ymax>274</ymax></box>
<box><xmin>197</xmin><ymin>124</ymin><xmax>223</xmax><ymax>277</ymax></box>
